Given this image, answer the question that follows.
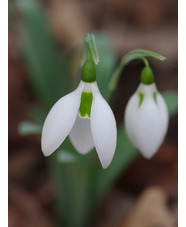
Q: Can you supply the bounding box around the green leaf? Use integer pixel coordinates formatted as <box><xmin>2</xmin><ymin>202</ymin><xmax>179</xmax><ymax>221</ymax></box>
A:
<box><xmin>55</xmin><ymin>163</ymin><xmax>90</xmax><ymax>227</ymax></box>
<box><xmin>94</xmin><ymin>127</ymin><xmax>138</xmax><ymax>203</ymax></box>
<box><xmin>18</xmin><ymin>121</ymin><xmax>42</xmax><ymax>135</ymax></box>
<box><xmin>57</xmin><ymin>149</ymin><xmax>79</xmax><ymax>163</ymax></box>
<box><xmin>15</xmin><ymin>0</ymin><xmax>70</xmax><ymax>109</ymax></box>
<box><xmin>94</xmin><ymin>33</ymin><xmax>117</xmax><ymax>100</ymax></box>
<box><xmin>47</xmin><ymin>144</ymin><xmax>93</xmax><ymax>227</ymax></box>
<box><xmin>43</xmin><ymin>135</ymin><xmax>97</xmax><ymax>227</ymax></box>
<box><xmin>162</xmin><ymin>91</ymin><xmax>178</xmax><ymax>118</ymax></box>
<box><xmin>27</xmin><ymin>106</ymin><xmax>47</xmax><ymax>124</ymax></box>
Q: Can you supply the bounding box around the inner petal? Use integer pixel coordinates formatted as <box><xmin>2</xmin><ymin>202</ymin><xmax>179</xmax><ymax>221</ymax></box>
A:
<box><xmin>79</xmin><ymin>87</ymin><xmax>93</xmax><ymax>118</ymax></box>
<box><xmin>69</xmin><ymin>115</ymin><xmax>94</xmax><ymax>154</ymax></box>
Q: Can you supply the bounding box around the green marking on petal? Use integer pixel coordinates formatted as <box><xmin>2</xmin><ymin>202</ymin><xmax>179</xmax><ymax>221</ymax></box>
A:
<box><xmin>138</xmin><ymin>92</ymin><xmax>144</xmax><ymax>107</ymax></box>
<box><xmin>79</xmin><ymin>92</ymin><xmax>93</xmax><ymax>118</ymax></box>
<box><xmin>153</xmin><ymin>91</ymin><xmax>157</xmax><ymax>103</ymax></box>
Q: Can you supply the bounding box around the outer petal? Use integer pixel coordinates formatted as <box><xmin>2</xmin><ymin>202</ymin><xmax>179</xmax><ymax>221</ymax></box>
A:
<box><xmin>125</xmin><ymin>83</ymin><xmax>168</xmax><ymax>159</ymax></box>
<box><xmin>156</xmin><ymin>92</ymin><xmax>169</xmax><ymax>136</ymax></box>
<box><xmin>41</xmin><ymin>82</ymin><xmax>84</xmax><ymax>156</ymax></box>
<box><xmin>124</xmin><ymin>92</ymin><xmax>139</xmax><ymax>146</ymax></box>
<box><xmin>69</xmin><ymin>116</ymin><xmax>94</xmax><ymax>154</ymax></box>
<box><xmin>90</xmin><ymin>83</ymin><xmax>117</xmax><ymax>168</ymax></box>
<box><xmin>135</xmin><ymin>96</ymin><xmax>165</xmax><ymax>158</ymax></box>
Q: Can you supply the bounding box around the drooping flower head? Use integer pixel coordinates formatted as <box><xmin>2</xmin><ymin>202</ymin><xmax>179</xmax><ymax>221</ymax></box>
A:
<box><xmin>41</xmin><ymin>59</ymin><xmax>117</xmax><ymax>168</ymax></box>
<box><xmin>124</xmin><ymin>65</ymin><xmax>169</xmax><ymax>158</ymax></box>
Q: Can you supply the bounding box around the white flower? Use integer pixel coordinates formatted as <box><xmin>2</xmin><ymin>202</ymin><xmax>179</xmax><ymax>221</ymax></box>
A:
<box><xmin>41</xmin><ymin>81</ymin><xmax>117</xmax><ymax>168</ymax></box>
<box><xmin>124</xmin><ymin>83</ymin><xmax>168</xmax><ymax>159</ymax></box>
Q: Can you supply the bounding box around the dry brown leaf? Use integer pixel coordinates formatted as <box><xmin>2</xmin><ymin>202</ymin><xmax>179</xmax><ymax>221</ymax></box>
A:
<box><xmin>121</xmin><ymin>187</ymin><xmax>177</xmax><ymax>227</ymax></box>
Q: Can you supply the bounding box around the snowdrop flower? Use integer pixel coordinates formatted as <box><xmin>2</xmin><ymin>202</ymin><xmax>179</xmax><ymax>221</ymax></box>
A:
<box><xmin>41</xmin><ymin>59</ymin><xmax>117</xmax><ymax>168</ymax></box>
<box><xmin>124</xmin><ymin>66</ymin><xmax>168</xmax><ymax>158</ymax></box>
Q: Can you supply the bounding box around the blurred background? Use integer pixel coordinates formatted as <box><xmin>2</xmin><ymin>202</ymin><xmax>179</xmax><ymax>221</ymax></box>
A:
<box><xmin>9</xmin><ymin>0</ymin><xmax>178</xmax><ymax>226</ymax></box>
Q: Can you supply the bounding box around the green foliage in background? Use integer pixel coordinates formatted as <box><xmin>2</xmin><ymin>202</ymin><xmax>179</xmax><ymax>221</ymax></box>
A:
<box><xmin>10</xmin><ymin>0</ymin><xmax>178</xmax><ymax>226</ymax></box>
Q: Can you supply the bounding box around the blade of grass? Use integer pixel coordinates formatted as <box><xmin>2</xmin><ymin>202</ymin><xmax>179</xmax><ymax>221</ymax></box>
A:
<box><xmin>15</xmin><ymin>0</ymin><xmax>70</xmax><ymax>109</ymax></box>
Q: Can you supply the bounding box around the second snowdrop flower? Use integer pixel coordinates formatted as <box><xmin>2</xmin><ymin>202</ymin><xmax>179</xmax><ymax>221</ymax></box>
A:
<box><xmin>41</xmin><ymin>59</ymin><xmax>117</xmax><ymax>168</ymax></box>
<box><xmin>124</xmin><ymin>65</ymin><xmax>169</xmax><ymax>158</ymax></box>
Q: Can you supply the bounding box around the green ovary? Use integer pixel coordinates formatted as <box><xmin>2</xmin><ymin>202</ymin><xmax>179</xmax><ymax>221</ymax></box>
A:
<box><xmin>79</xmin><ymin>92</ymin><xmax>93</xmax><ymax>118</ymax></box>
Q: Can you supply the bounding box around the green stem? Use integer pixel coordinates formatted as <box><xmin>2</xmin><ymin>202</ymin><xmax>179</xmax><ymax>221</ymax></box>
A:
<box><xmin>108</xmin><ymin>49</ymin><xmax>166</xmax><ymax>92</ymax></box>
<box><xmin>87</xmin><ymin>47</ymin><xmax>91</xmax><ymax>60</ymax></box>
<box><xmin>91</xmin><ymin>34</ymin><xmax>100</xmax><ymax>64</ymax></box>
<box><xmin>138</xmin><ymin>57</ymin><xmax>149</xmax><ymax>67</ymax></box>
<box><xmin>84</xmin><ymin>33</ymin><xmax>100</xmax><ymax>65</ymax></box>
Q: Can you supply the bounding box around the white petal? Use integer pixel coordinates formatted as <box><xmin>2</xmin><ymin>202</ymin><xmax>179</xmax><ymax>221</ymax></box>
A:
<box><xmin>125</xmin><ymin>84</ymin><xmax>168</xmax><ymax>159</ymax></box>
<box><xmin>156</xmin><ymin>92</ymin><xmax>169</xmax><ymax>136</ymax></box>
<box><xmin>137</xmin><ymin>83</ymin><xmax>157</xmax><ymax>94</ymax></box>
<box><xmin>41</xmin><ymin>82</ymin><xmax>84</xmax><ymax>156</ymax></box>
<box><xmin>69</xmin><ymin>116</ymin><xmax>94</xmax><ymax>154</ymax></box>
<box><xmin>90</xmin><ymin>83</ymin><xmax>117</xmax><ymax>168</ymax></box>
<box><xmin>135</xmin><ymin>97</ymin><xmax>165</xmax><ymax>158</ymax></box>
<box><xmin>124</xmin><ymin>92</ymin><xmax>139</xmax><ymax>146</ymax></box>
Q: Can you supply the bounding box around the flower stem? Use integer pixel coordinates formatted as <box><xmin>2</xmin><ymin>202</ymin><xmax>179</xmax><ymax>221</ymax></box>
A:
<box><xmin>108</xmin><ymin>49</ymin><xmax>166</xmax><ymax>92</ymax></box>
<box><xmin>138</xmin><ymin>57</ymin><xmax>149</xmax><ymax>67</ymax></box>
<box><xmin>83</xmin><ymin>33</ymin><xmax>100</xmax><ymax>65</ymax></box>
